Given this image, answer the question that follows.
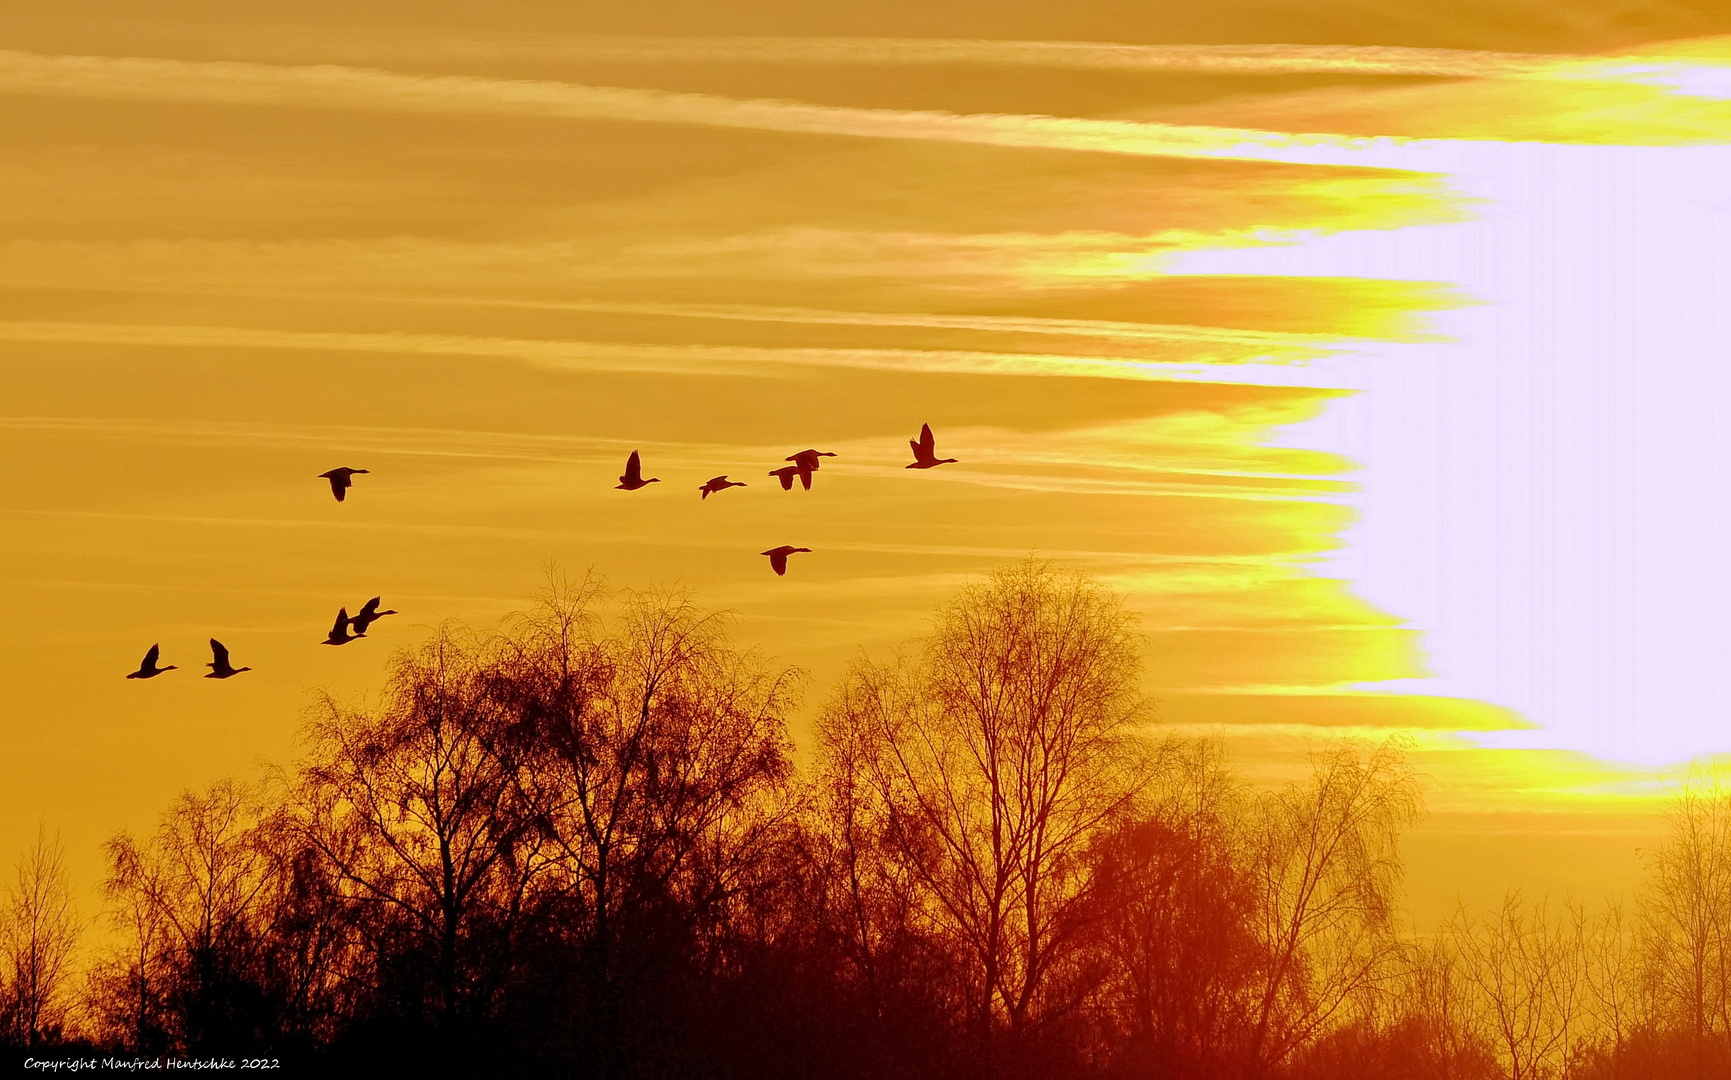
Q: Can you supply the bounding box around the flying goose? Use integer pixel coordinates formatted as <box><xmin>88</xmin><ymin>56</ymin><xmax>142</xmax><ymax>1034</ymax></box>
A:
<box><xmin>906</xmin><ymin>423</ymin><xmax>957</xmax><ymax>469</ymax></box>
<box><xmin>205</xmin><ymin>638</ymin><xmax>251</xmax><ymax>679</ymax></box>
<box><xmin>125</xmin><ymin>644</ymin><xmax>176</xmax><ymax>679</ymax></box>
<box><xmin>786</xmin><ymin>449</ymin><xmax>836</xmax><ymax>472</ymax></box>
<box><xmin>322</xmin><ymin>608</ymin><xmax>364</xmax><ymax>646</ymax></box>
<box><xmin>349</xmin><ymin>596</ymin><xmax>398</xmax><ymax>635</ymax></box>
<box><xmin>760</xmin><ymin>545</ymin><xmax>811</xmax><ymax>576</ymax></box>
<box><xmin>318</xmin><ymin>467</ymin><xmax>369</xmax><ymax>502</ymax></box>
<box><xmin>616</xmin><ymin>451</ymin><xmax>660</xmax><ymax>491</ymax></box>
<box><xmin>699</xmin><ymin>475</ymin><xmax>747</xmax><ymax>500</ymax></box>
<box><xmin>769</xmin><ymin>465</ymin><xmax>813</xmax><ymax>491</ymax></box>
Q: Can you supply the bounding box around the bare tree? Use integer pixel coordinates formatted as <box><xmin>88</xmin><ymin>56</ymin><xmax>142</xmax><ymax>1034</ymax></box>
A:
<box><xmin>0</xmin><ymin>825</ymin><xmax>79</xmax><ymax>1048</ymax></box>
<box><xmin>96</xmin><ymin>780</ymin><xmax>278</xmax><ymax>1053</ymax></box>
<box><xmin>1089</xmin><ymin>738</ymin><xmax>1266</xmax><ymax>1077</ymax></box>
<box><xmin>1448</xmin><ymin>892</ymin><xmax>1591</xmax><ymax>1080</ymax></box>
<box><xmin>1246</xmin><ymin>737</ymin><xmax>1423</xmax><ymax>1075</ymax></box>
<box><xmin>488</xmin><ymin>582</ymin><xmax>803</xmax><ymax>979</ymax></box>
<box><xmin>1394</xmin><ymin>932</ymin><xmax>1502</xmax><ymax>1080</ymax></box>
<box><xmin>1582</xmin><ymin>900</ymin><xmax>1645</xmax><ymax>1079</ymax></box>
<box><xmin>815</xmin><ymin>664</ymin><xmax>965</xmax><ymax>1025</ymax></box>
<box><xmin>87</xmin><ymin>839</ymin><xmax>170</xmax><ymax>1052</ymax></box>
<box><xmin>291</xmin><ymin>626</ymin><xmax>544</xmax><ymax>1032</ymax></box>
<box><xmin>820</xmin><ymin>559</ymin><xmax>1156</xmax><ymax>1052</ymax></box>
<box><xmin>1639</xmin><ymin>777</ymin><xmax>1731</xmax><ymax>1071</ymax></box>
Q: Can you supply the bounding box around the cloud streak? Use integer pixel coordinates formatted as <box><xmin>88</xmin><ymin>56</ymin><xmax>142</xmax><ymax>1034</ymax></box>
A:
<box><xmin>0</xmin><ymin>415</ymin><xmax>640</xmax><ymax>464</ymax></box>
<box><xmin>111</xmin><ymin>25</ymin><xmax>1717</xmax><ymax>84</ymax></box>
<box><xmin>432</xmin><ymin>37</ymin><xmax>1571</xmax><ymax>77</ymax></box>
<box><xmin>105</xmin><ymin>286</ymin><xmax>1350</xmax><ymax>349</ymax></box>
<box><xmin>0</xmin><ymin>44</ymin><xmax>1712</xmax><ymax>181</ymax></box>
<box><xmin>0</xmin><ymin>319</ymin><xmax>1356</xmax><ymax>385</ymax></box>
<box><xmin>0</xmin><ymin>50</ymin><xmax>1423</xmax><ymax>168</ymax></box>
<box><xmin>440</xmin><ymin>36</ymin><xmax>1684</xmax><ymax>83</ymax></box>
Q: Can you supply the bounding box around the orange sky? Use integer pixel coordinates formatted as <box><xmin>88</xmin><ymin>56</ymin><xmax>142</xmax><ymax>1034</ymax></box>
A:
<box><xmin>4</xmin><ymin>0</ymin><xmax>1728</xmax><ymax>935</ymax></box>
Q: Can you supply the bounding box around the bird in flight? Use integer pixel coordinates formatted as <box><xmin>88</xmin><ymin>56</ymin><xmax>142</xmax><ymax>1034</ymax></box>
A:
<box><xmin>322</xmin><ymin>608</ymin><xmax>364</xmax><ymax>646</ymax></box>
<box><xmin>699</xmin><ymin>475</ymin><xmax>747</xmax><ymax>500</ymax></box>
<box><xmin>761</xmin><ymin>545</ymin><xmax>811</xmax><ymax>576</ymax></box>
<box><xmin>349</xmin><ymin>596</ymin><xmax>398</xmax><ymax>635</ymax></box>
<box><xmin>769</xmin><ymin>465</ymin><xmax>813</xmax><ymax>491</ymax></box>
<box><xmin>616</xmin><ymin>451</ymin><xmax>660</xmax><ymax>491</ymax></box>
<box><xmin>319</xmin><ymin>467</ymin><xmax>369</xmax><ymax>502</ymax></box>
<box><xmin>907</xmin><ymin>424</ymin><xmax>958</xmax><ymax>469</ymax></box>
<box><xmin>125</xmin><ymin>644</ymin><xmax>176</xmax><ymax>680</ymax></box>
<box><xmin>205</xmin><ymin>639</ymin><xmax>251</xmax><ymax>679</ymax></box>
<box><xmin>786</xmin><ymin>449</ymin><xmax>836</xmax><ymax>472</ymax></box>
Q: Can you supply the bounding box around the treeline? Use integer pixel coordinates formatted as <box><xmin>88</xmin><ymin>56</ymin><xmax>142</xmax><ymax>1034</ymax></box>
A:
<box><xmin>3</xmin><ymin>561</ymin><xmax>1730</xmax><ymax>1078</ymax></box>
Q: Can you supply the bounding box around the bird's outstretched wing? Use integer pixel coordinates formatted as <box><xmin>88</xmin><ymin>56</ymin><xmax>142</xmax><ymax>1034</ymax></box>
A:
<box><xmin>623</xmin><ymin>451</ymin><xmax>643</xmax><ymax>484</ymax></box>
<box><xmin>142</xmin><ymin>643</ymin><xmax>160</xmax><ymax>668</ymax></box>
<box><xmin>359</xmin><ymin>596</ymin><xmax>381</xmax><ymax>619</ymax></box>
<box><xmin>798</xmin><ymin>467</ymin><xmax>812</xmax><ymax>491</ymax></box>
<box><xmin>331</xmin><ymin>608</ymin><xmax>349</xmax><ymax>637</ymax></box>
<box><xmin>328</xmin><ymin>475</ymin><xmax>347</xmax><ymax>501</ymax></box>
<box><xmin>917</xmin><ymin>424</ymin><xmax>935</xmax><ymax>454</ymax></box>
<box><xmin>209</xmin><ymin>639</ymin><xmax>229</xmax><ymax>667</ymax></box>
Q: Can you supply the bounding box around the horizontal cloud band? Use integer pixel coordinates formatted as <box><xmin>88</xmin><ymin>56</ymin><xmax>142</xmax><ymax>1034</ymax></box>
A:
<box><xmin>0</xmin><ymin>49</ymin><xmax>1409</xmax><ymax>167</ymax></box>
<box><xmin>0</xmin><ymin>319</ymin><xmax>1356</xmax><ymax>386</ymax></box>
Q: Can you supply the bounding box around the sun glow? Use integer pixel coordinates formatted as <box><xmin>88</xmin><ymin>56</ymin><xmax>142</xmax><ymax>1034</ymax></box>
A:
<box><xmin>1160</xmin><ymin>56</ymin><xmax>1731</xmax><ymax>765</ymax></box>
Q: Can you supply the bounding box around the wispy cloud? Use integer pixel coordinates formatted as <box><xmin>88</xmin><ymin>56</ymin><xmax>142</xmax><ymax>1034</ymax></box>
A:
<box><xmin>0</xmin><ymin>504</ymin><xmax>570</xmax><ymax>541</ymax></box>
<box><xmin>0</xmin><ymin>225</ymin><xmax>1437</xmax><ymax>300</ymax></box>
<box><xmin>416</xmin><ymin>37</ymin><xmax>1572</xmax><ymax>77</ymax></box>
<box><xmin>0</xmin><ymin>46</ymin><xmax>1713</xmax><ymax>178</ymax></box>
<box><xmin>0</xmin><ymin>415</ymin><xmax>639</xmax><ymax>464</ymax></box>
<box><xmin>358</xmin><ymin>296</ymin><xmax>1357</xmax><ymax>348</ymax></box>
<box><xmin>0</xmin><ymin>50</ymin><xmax>1419</xmax><ymax>168</ymax></box>
<box><xmin>0</xmin><ymin>319</ymin><xmax>1355</xmax><ymax>384</ymax></box>
<box><xmin>86</xmin><ymin>25</ymin><xmax>1724</xmax><ymax>86</ymax></box>
<box><xmin>0</xmin><ymin>413</ymin><xmax>1348</xmax><ymax>505</ymax></box>
<box><xmin>566</xmin><ymin>38</ymin><xmax>1731</xmax><ymax>100</ymax></box>
<box><xmin>48</xmin><ymin>283</ymin><xmax>1357</xmax><ymax>349</ymax></box>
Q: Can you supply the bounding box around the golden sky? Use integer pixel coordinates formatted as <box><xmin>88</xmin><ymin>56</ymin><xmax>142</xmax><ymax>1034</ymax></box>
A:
<box><xmin>5</xmin><ymin>0</ymin><xmax>1730</xmax><ymax>930</ymax></box>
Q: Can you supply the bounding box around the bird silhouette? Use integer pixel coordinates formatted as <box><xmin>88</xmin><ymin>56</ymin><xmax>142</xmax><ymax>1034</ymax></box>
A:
<box><xmin>319</xmin><ymin>467</ymin><xmax>369</xmax><ymax>502</ymax></box>
<box><xmin>761</xmin><ymin>545</ymin><xmax>811</xmax><ymax>576</ymax></box>
<box><xmin>349</xmin><ymin>596</ymin><xmax>398</xmax><ymax>635</ymax></box>
<box><xmin>205</xmin><ymin>638</ymin><xmax>251</xmax><ymax>679</ymax></box>
<box><xmin>322</xmin><ymin>608</ymin><xmax>364</xmax><ymax>646</ymax></box>
<box><xmin>699</xmin><ymin>475</ymin><xmax>747</xmax><ymax>500</ymax></box>
<box><xmin>786</xmin><ymin>449</ymin><xmax>836</xmax><ymax>472</ymax></box>
<box><xmin>616</xmin><ymin>451</ymin><xmax>660</xmax><ymax>491</ymax></box>
<box><xmin>907</xmin><ymin>423</ymin><xmax>958</xmax><ymax>469</ymax></box>
<box><xmin>769</xmin><ymin>464</ymin><xmax>813</xmax><ymax>491</ymax></box>
<box><xmin>125</xmin><ymin>644</ymin><xmax>176</xmax><ymax>679</ymax></box>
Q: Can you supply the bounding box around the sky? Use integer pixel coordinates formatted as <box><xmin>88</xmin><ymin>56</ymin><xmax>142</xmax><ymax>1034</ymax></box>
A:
<box><xmin>4</xmin><ymin>0</ymin><xmax>1731</xmax><ymax>931</ymax></box>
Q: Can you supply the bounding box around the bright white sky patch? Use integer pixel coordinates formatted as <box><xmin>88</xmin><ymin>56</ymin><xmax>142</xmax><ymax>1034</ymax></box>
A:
<box><xmin>1170</xmin><ymin>139</ymin><xmax>1731</xmax><ymax>764</ymax></box>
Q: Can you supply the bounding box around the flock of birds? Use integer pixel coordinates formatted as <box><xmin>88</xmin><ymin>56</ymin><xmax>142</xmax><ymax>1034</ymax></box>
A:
<box><xmin>124</xmin><ymin>423</ymin><xmax>960</xmax><ymax>681</ymax></box>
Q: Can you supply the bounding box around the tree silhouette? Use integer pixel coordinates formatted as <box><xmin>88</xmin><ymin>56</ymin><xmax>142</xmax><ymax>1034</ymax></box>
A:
<box><xmin>484</xmin><ymin>581</ymin><xmax>805</xmax><ymax>1075</ymax></box>
<box><xmin>58</xmin><ymin>564</ymin><xmax>1642</xmax><ymax>1079</ymax></box>
<box><xmin>1089</xmin><ymin>739</ymin><xmax>1266</xmax><ymax>1079</ymax></box>
<box><xmin>1246</xmin><ymin>738</ymin><xmax>1422</xmax><ymax>1076</ymax></box>
<box><xmin>92</xmin><ymin>781</ymin><xmax>277</xmax><ymax>1054</ymax></box>
<box><xmin>819</xmin><ymin>560</ymin><xmax>1155</xmax><ymax>1073</ymax></box>
<box><xmin>0</xmin><ymin>826</ymin><xmax>79</xmax><ymax>1049</ymax></box>
<box><xmin>289</xmin><ymin>627</ymin><xmax>543</xmax><ymax>1057</ymax></box>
